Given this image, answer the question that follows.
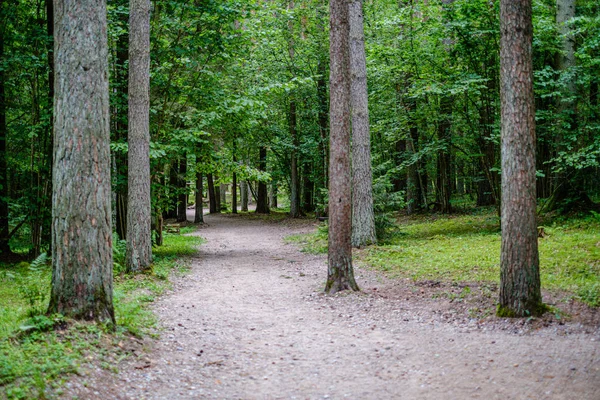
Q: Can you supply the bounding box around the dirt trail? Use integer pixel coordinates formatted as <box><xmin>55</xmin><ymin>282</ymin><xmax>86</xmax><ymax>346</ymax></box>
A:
<box><xmin>67</xmin><ymin>213</ymin><xmax>599</xmax><ymax>399</ymax></box>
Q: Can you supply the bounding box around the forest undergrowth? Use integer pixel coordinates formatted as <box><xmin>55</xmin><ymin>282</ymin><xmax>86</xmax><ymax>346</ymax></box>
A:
<box><xmin>0</xmin><ymin>227</ymin><xmax>202</xmax><ymax>399</ymax></box>
<box><xmin>288</xmin><ymin>208</ymin><xmax>600</xmax><ymax>308</ymax></box>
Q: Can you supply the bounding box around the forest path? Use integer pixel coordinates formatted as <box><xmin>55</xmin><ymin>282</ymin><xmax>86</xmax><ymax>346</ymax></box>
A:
<box><xmin>69</xmin><ymin>212</ymin><xmax>599</xmax><ymax>399</ymax></box>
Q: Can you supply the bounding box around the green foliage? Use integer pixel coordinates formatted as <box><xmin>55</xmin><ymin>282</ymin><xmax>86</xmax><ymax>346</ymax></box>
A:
<box><xmin>365</xmin><ymin>210</ymin><xmax>599</xmax><ymax>306</ymax></box>
<box><xmin>0</xmin><ymin>229</ymin><xmax>203</xmax><ymax>398</ymax></box>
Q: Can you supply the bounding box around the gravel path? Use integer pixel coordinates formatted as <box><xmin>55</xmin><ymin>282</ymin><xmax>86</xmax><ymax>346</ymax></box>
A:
<box><xmin>65</xmin><ymin>212</ymin><xmax>600</xmax><ymax>399</ymax></box>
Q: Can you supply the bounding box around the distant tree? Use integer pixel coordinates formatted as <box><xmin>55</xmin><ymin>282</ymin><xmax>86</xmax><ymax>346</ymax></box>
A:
<box><xmin>207</xmin><ymin>173</ymin><xmax>217</xmax><ymax>213</ymax></box>
<box><xmin>48</xmin><ymin>0</ymin><xmax>115</xmax><ymax>324</ymax></box>
<box><xmin>326</xmin><ymin>0</ymin><xmax>359</xmax><ymax>293</ymax></box>
<box><xmin>194</xmin><ymin>172</ymin><xmax>204</xmax><ymax>223</ymax></box>
<box><xmin>349</xmin><ymin>0</ymin><xmax>376</xmax><ymax>248</ymax></box>
<box><xmin>255</xmin><ymin>146</ymin><xmax>270</xmax><ymax>214</ymax></box>
<box><xmin>498</xmin><ymin>0</ymin><xmax>543</xmax><ymax>317</ymax></box>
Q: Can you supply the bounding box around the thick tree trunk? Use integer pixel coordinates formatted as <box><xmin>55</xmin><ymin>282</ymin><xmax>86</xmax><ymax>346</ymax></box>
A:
<box><xmin>177</xmin><ymin>156</ymin><xmax>187</xmax><ymax>222</ymax></box>
<box><xmin>349</xmin><ymin>0</ymin><xmax>376</xmax><ymax>247</ymax></box>
<box><xmin>207</xmin><ymin>173</ymin><xmax>217</xmax><ymax>214</ymax></box>
<box><xmin>326</xmin><ymin>0</ymin><xmax>358</xmax><ymax>293</ymax></box>
<box><xmin>255</xmin><ymin>146</ymin><xmax>270</xmax><ymax>214</ymax></box>
<box><xmin>194</xmin><ymin>172</ymin><xmax>204</xmax><ymax>223</ymax></box>
<box><xmin>48</xmin><ymin>0</ymin><xmax>115</xmax><ymax>324</ymax></box>
<box><xmin>240</xmin><ymin>180</ymin><xmax>248</xmax><ymax>211</ymax></box>
<box><xmin>0</xmin><ymin>0</ymin><xmax>9</xmax><ymax>256</ymax></box>
<box><xmin>498</xmin><ymin>0</ymin><xmax>543</xmax><ymax>317</ymax></box>
<box><xmin>126</xmin><ymin>0</ymin><xmax>152</xmax><ymax>273</ymax></box>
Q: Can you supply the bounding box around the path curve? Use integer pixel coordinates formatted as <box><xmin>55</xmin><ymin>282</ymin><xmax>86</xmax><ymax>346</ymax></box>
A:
<box><xmin>66</xmin><ymin>213</ymin><xmax>599</xmax><ymax>399</ymax></box>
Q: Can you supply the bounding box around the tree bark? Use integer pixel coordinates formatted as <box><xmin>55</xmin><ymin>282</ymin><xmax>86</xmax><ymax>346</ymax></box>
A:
<box><xmin>194</xmin><ymin>172</ymin><xmax>204</xmax><ymax>223</ymax></box>
<box><xmin>349</xmin><ymin>0</ymin><xmax>376</xmax><ymax>247</ymax></box>
<box><xmin>177</xmin><ymin>156</ymin><xmax>187</xmax><ymax>222</ymax></box>
<box><xmin>498</xmin><ymin>0</ymin><xmax>543</xmax><ymax>317</ymax></box>
<box><xmin>126</xmin><ymin>0</ymin><xmax>152</xmax><ymax>273</ymax></box>
<box><xmin>326</xmin><ymin>0</ymin><xmax>358</xmax><ymax>293</ymax></box>
<box><xmin>255</xmin><ymin>146</ymin><xmax>270</xmax><ymax>214</ymax></box>
<box><xmin>219</xmin><ymin>183</ymin><xmax>227</xmax><ymax>211</ymax></box>
<box><xmin>48</xmin><ymin>0</ymin><xmax>115</xmax><ymax>324</ymax></box>
<box><xmin>435</xmin><ymin>97</ymin><xmax>452</xmax><ymax>214</ymax></box>
<box><xmin>207</xmin><ymin>173</ymin><xmax>217</xmax><ymax>213</ymax></box>
<box><xmin>240</xmin><ymin>180</ymin><xmax>248</xmax><ymax>211</ymax></box>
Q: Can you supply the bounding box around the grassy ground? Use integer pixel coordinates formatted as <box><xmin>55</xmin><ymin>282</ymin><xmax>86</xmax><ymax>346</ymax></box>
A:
<box><xmin>288</xmin><ymin>209</ymin><xmax>600</xmax><ymax>307</ymax></box>
<box><xmin>0</xmin><ymin>227</ymin><xmax>203</xmax><ymax>399</ymax></box>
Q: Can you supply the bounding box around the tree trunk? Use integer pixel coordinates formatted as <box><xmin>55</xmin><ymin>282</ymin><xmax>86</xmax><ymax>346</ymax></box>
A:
<box><xmin>214</xmin><ymin>178</ymin><xmax>221</xmax><ymax>212</ymax></box>
<box><xmin>240</xmin><ymin>180</ymin><xmax>248</xmax><ymax>211</ymax></box>
<box><xmin>302</xmin><ymin>167</ymin><xmax>313</xmax><ymax>212</ymax></box>
<box><xmin>177</xmin><ymin>156</ymin><xmax>187</xmax><ymax>222</ymax></box>
<box><xmin>48</xmin><ymin>0</ymin><xmax>115</xmax><ymax>324</ymax></box>
<box><xmin>498</xmin><ymin>0</ymin><xmax>543</xmax><ymax>317</ymax></box>
<box><xmin>126</xmin><ymin>0</ymin><xmax>152</xmax><ymax>273</ymax></box>
<box><xmin>232</xmin><ymin>141</ymin><xmax>238</xmax><ymax>214</ymax></box>
<box><xmin>435</xmin><ymin>97</ymin><xmax>452</xmax><ymax>214</ymax></box>
<box><xmin>289</xmin><ymin>99</ymin><xmax>301</xmax><ymax>218</ymax></box>
<box><xmin>269</xmin><ymin>180</ymin><xmax>278</xmax><ymax>209</ymax></box>
<box><xmin>219</xmin><ymin>183</ymin><xmax>227</xmax><ymax>211</ymax></box>
<box><xmin>255</xmin><ymin>147</ymin><xmax>270</xmax><ymax>214</ymax></box>
<box><xmin>406</xmin><ymin>118</ymin><xmax>422</xmax><ymax>215</ymax></box>
<box><xmin>194</xmin><ymin>172</ymin><xmax>204</xmax><ymax>223</ymax></box>
<box><xmin>166</xmin><ymin>164</ymin><xmax>178</xmax><ymax>218</ymax></box>
<box><xmin>207</xmin><ymin>173</ymin><xmax>217</xmax><ymax>213</ymax></box>
<box><xmin>0</xmin><ymin>0</ymin><xmax>10</xmax><ymax>256</ymax></box>
<box><xmin>349</xmin><ymin>0</ymin><xmax>376</xmax><ymax>247</ymax></box>
<box><xmin>326</xmin><ymin>0</ymin><xmax>358</xmax><ymax>293</ymax></box>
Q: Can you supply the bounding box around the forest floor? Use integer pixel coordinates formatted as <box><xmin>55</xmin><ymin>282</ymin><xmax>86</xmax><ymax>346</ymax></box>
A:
<box><xmin>63</xmin><ymin>211</ymin><xmax>599</xmax><ymax>399</ymax></box>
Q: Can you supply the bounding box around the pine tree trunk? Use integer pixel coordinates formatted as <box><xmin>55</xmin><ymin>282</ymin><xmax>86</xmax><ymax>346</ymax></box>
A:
<box><xmin>49</xmin><ymin>0</ymin><xmax>115</xmax><ymax>324</ymax></box>
<box><xmin>240</xmin><ymin>180</ymin><xmax>248</xmax><ymax>211</ymax></box>
<box><xmin>207</xmin><ymin>173</ymin><xmax>217</xmax><ymax>213</ymax></box>
<box><xmin>406</xmin><ymin>122</ymin><xmax>422</xmax><ymax>215</ymax></box>
<box><xmin>194</xmin><ymin>172</ymin><xmax>204</xmax><ymax>223</ymax></box>
<box><xmin>255</xmin><ymin>147</ymin><xmax>270</xmax><ymax>214</ymax></box>
<box><xmin>126</xmin><ymin>0</ymin><xmax>152</xmax><ymax>273</ymax></box>
<box><xmin>326</xmin><ymin>0</ymin><xmax>358</xmax><ymax>293</ymax></box>
<box><xmin>498</xmin><ymin>0</ymin><xmax>543</xmax><ymax>317</ymax></box>
<box><xmin>349</xmin><ymin>0</ymin><xmax>376</xmax><ymax>247</ymax></box>
<box><xmin>177</xmin><ymin>156</ymin><xmax>187</xmax><ymax>222</ymax></box>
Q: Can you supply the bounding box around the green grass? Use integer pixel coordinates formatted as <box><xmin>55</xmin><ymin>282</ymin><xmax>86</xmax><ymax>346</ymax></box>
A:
<box><xmin>290</xmin><ymin>210</ymin><xmax>600</xmax><ymax>307</ymax></box>
<box><xmin>0</xmin><ymin>230</ymin><xmax>203</xmax><ymax>399</ymax></box>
